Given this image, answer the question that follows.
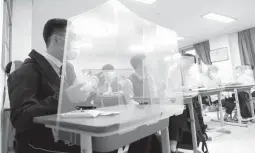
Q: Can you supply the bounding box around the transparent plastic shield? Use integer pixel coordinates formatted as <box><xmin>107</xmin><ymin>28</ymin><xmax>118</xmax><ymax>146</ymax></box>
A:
<box><xmin>55</xmin><ymin>0</ymin><xmax>188</xmax><ymax>146</ymax></box>
<box><xmin>234</xmin><ymin>65</ymin><xmax>255</xmax><ymax>85</ymax></box>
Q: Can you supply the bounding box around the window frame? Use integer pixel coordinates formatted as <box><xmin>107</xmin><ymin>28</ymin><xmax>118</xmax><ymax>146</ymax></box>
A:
<box><xmin>1</xmin><ymin>0</ymin><xmax>13</xmax><ymax>71</ymax></box>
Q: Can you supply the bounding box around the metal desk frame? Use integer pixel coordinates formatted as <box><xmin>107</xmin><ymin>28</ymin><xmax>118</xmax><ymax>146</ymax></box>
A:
<box><xmin>198</xmin><ymin>85</ymin><xmax>255</xmax><ymax>128</ymax></box>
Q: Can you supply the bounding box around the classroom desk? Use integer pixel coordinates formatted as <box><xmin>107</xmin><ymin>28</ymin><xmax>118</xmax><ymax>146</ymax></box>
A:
<box><xmin>224</xmin><ymin>85</ymin><xmax>255</xmax><ymax>126</ymax></box>
<box><xmin>196</xmin><ymin>87</ymin><xmax>224</xmax><ymax>116</ymax></box>
<box><xmin>201</xmin><ymin>85</ymin><xmax>255</xmax><ymax>127</ymax></box>
<box><xmin>34</xmin><ymin>104</ymin><xmax>185</xmax><ymax>153</ymax></box>
<box><xmin>195</xmin><ymin>87</ymin><xmax>232</xmax><ymax>133</ymax></box>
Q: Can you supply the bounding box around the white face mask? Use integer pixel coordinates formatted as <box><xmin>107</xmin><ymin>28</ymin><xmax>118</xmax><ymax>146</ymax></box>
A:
<box><xmin>210</xmin><ymin>72</ymin><xmax>218</xmax><ymax>78</ymax></box>
<box><xmin>106</xmin><ymin>71</ymin><xmax>116</xmax><ymax>80</ymax></box>
<box><xmin>53</xmin><ymin>35</ymin><xmax>79</xmax><ymax>60</ymax></box>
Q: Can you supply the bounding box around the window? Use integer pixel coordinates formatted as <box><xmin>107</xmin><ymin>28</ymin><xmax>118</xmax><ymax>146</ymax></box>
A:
<box><xmin>1</xmin><ymin>0</ymin><xmax>13</xmax><ymax>71</ymax></box>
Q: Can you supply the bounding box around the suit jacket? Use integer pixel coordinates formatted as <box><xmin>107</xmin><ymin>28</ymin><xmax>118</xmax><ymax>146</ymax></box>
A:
<box><xmin>8</xmin><ymin>50</ymin><xmax>76</xmax><ymax>141</ymax></box>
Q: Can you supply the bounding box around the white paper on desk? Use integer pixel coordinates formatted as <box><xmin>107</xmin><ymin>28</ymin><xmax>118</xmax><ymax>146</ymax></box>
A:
<box><xmin>60</xmin><ymin>110</ymin><xmax>120</xmax><ymax>118</ymax></box>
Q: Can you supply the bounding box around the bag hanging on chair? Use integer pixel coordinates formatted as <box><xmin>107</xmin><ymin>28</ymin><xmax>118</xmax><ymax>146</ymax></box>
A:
<box><xmin>178</xmin><ymin>98</ymin><xmax>209</xmax><ymax>153</ymax></box>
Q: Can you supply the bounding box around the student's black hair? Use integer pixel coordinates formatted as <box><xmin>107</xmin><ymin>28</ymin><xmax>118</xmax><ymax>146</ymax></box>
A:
<box><xmin>5</xmin><ymin>61</ymin><xmax>12</xmax><ymax>74</ymax></box>
<box><xmin>5</xmin><ymin>60</ymin><xmax>23</xmax><ymax>74</ymax></box>
<box><xmin>43</xmin><ymin>18</ymin><xmax>67</xmax><ymax>47</ymax></box>
<box><xmin>102</xmin><ymin>64</ymin><xmax>115</xmax><ymax>70</ymax></box>
<box><xmin>183</xmin><ymin>53</ymin><xmax>197</xmax><ymax>63</ymax></box>
<box><xmin>130</xmin><ymin>53</ymin><xmax>146</xmax><ymax>69</ymax></box>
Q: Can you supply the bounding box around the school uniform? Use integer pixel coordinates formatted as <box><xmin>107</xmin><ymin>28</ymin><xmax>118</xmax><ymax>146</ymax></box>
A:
<box><xmin>166</xmin><ymin>64</ymin><xmax>201</xmax><ymax>142</ymax></box>
<box><xmin>125</xmin><ymin>72</ymin><xmax>162</xmax><ymax>153</ymax></box>
<box><xmin>8</xmin><ymin>50</ymin><xmax>117</xmax><ymax>153</ymax></box>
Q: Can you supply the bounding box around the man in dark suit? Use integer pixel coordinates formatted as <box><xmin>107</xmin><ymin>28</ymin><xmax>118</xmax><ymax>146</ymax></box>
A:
<box><xmin>7</xmin><ymin>18</ymin><xmax>94</xmax><ymax>153</ymax></box>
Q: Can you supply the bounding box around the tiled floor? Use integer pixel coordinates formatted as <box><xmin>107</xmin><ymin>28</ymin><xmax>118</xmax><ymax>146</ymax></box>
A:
<box><xmin>180</xmin><ymin>111</ymin><xmax>255</xmax><ymax>153</ymax></box>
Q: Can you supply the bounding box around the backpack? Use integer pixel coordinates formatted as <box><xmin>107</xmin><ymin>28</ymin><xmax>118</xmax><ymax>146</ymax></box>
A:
<box><xmin>178</xmin><ymin>97</ymin><xmax>209</xmax><ymax>153</ymax></box>
<box><xmin>233</xmin><ymin>92</ymin><xmax>252</xmax><ymax>118</ymax></box>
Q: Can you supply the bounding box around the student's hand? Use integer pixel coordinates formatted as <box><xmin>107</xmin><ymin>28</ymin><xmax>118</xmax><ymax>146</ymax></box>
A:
<box><xmin>66</xmin><ymin>83</ymin><xmax>95</xmax><ymax>103</ymax></box>
<box><xmin>102</xmin><ymin>91</ymin><xmax>113</xmax><ymax>96</ymax></box>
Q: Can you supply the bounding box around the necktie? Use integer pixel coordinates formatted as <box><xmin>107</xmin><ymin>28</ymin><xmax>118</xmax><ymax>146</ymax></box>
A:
<box><xmin>59</xmin><ymin>66</ymin><xmax>62</xmax><ymax>77</ymax></box>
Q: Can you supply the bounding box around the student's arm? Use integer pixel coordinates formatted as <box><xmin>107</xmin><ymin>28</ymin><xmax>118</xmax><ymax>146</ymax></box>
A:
<box><xmin>8</xmin><ymin>63</ymin><xmax>58</xmax><ymax>129</ymax></box>
<box><xmin>122</xmin><ymin>79</ymin><xmax>135</xmax><ymax>104</ymax></box>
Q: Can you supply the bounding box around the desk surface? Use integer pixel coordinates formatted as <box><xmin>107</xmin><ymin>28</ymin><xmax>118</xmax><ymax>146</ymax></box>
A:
<box><xmin>223</xmin><ymin>84</ymin><xmax>254</xmax><ymax>89</ymax></box>
<box><xmin>195</xmin><ymin>85</ymin><xmax>254</xmax><ymax>93</ymax></box>
<box><xmin>34</xmin><ymin>104</ymin><xmax>184</xmax><ymax>135</ymax></box>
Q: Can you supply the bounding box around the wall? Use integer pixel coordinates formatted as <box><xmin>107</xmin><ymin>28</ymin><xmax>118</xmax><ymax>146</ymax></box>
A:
<box><xmin>228</xmin><ymin>32</ymin><xmax>241</xmax><ymax>69</ymax></box>
<box><xmin>32</xmin><ymin>0</ymin><xmax>107</xmax><ymax>53</ymax></box>
<box><xmin>0</xmin><ymin>0</ymin><xmax>4</xmax><ymax>150</ymax></box>
<box><xmin>11</xmin><ymin>0</ymin><xmax>32</xmax><ymax>61</ymax></box>
<box><xmin>209</xmin><ymin>34</ymin><xmax>236</xmax><ymax>83</ymax></box>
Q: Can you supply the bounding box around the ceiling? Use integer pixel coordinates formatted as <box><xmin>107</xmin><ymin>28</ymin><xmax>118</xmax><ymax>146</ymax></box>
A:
<box><xmin>32</xmin><ymin>0</ymin><xmax>255</xmax><ymax>50</ymax></box>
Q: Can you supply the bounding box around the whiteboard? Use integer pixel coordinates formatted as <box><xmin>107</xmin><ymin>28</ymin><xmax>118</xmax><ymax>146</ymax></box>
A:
<box><xmin>210</xmin><ymin>47</ymin><xmax>229</xmax><ymax>63</ymax></box>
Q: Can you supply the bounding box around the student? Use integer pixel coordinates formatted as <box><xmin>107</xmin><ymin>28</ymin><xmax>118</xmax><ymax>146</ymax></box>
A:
<box><xmin>202</xmin><ymin>65</ymin><xmax>236</xmax><ymax>121</ymax></box>
<box><xmin>123</xmin><ymin>53</ymin><xmax>161</xmax><ymax>153</ymax></box>
<box><xmin>202</xmin><ymin>65</ymin><xmax>221</xmax><ymax>88</ymax></box>
<box><xmin>166</xmin><ymin>53</ymin><xmax>201</xmax><ymax>153</ymax></box>
<box><xmin>166</xmin><ymin>53</ymin><xmax>208</xmax><ymax>153</ymax></box>
<box><xmin>232</xmin><ymin>66</ymin><xmax>253</xmax><ymax>120</ymax></box>
<box><xmin>7</xmin><ymin>18</ymin><xmax>100</xmax><ymax>153</ymax></box>
<box><xmin>96</xmin><ymin>64</ymin><xmax>119</xmax><ymax>95</ymax></box>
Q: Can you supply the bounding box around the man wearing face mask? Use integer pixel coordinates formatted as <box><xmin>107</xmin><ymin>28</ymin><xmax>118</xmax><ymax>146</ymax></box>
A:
<box><xmin>96</xmin><ymin>64</ymin><xmax>119</xmax><ymax>95</ymax></box>
<box><xmin>121</xmin><ymin>54</ymin><xmax>161</xmax><ymax>153</ymax></box>
<box><xmin>166</xmin><ymin>54</ymin><xmax>208</xmax><ymax>153</ymax></box>
<box><xmin>7</xmin><ymin>18</ymin><xmax>99</xmax><ymax>153</ymax></box>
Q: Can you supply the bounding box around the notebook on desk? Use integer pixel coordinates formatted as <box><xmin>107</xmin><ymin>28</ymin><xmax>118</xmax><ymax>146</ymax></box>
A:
<box><xmin>133</xmin><ymin>97</ymin><xmax>160</xmax><ymax>104</ymax></box>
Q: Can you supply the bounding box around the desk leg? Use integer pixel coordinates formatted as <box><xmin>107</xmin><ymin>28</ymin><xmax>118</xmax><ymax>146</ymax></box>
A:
<box><xmin>217</xmin><ymin>93</ymin><xmax>224</xmax><ymax>126</ymax></box>
<box><xmin>188</xmin><ymin>102</ymin><xmax>198</xmax><ymax>153</ymax></box>
<box><xmin>161</xmin><ymin>127</ymin><xmax>170</xmax><ymax>153</ymax></box>
<box><xmin>234</xmin><ymin>89</ymin><xmax>242</xmax><ymax>125</ymax></box>
<box><xmin>248</xmin><ymin>90</ymin><xmax>255</xmax><ymax>120</ymax></box>
<box><xmin>80</xmin><ymin>134</ymin><xmax>92</xmax><ymax>153</ymax></box>
<box><xmin>198</xmin><ymin>94</ymin><xmax>204</xmax><ymax>116</ymax></box>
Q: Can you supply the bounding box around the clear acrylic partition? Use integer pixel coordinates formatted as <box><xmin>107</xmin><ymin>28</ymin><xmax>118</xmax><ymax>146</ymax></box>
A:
<box><xmin>234</xmin><ymin>65</ymin><xmax>255</xmax><ymax>85</ymax></box>
<box><xmin>55</xmin><ymin>0</ymin><xmax>191</xmax><ymax>146</ymax></box>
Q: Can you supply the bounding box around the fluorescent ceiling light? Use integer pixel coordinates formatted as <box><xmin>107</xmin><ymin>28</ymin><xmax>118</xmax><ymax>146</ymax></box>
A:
<box><xmin>202</xmin><ymin>13</ymin><xmax>236</xmax><ymax>23</ymax></box>
<box><xmin>135</xmin><ymin>0</ymin><xmax>156</xmax><ymax>4</ymax></box>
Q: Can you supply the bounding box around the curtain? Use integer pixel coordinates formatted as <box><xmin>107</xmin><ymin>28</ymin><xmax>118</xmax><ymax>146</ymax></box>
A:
<box><xmin>194</xmin><ymin>40</ymin><xmax>212</xmax><ymax>65</ymax></box>
<box><xmin>238</xmin><ymin>29</ymin><xmax>255</xmax><ymax>67</ymax></box>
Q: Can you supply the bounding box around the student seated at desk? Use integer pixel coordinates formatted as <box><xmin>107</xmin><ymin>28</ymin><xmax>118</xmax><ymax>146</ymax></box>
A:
<box><xmin>201</xmin><ymin>65</ymin><xmax>236</xmax><ymax>121</ymax></box>
<box><xmin>166</xmin><ymin>53</ymin><xmax>208</xmax><ymax>153</ymax></box>
<box><xmin>122</xmin><ymin>53</ymin><xmax>161</xmax><ymax>153</ymax></box>
<box><xmin>7</xmin><ymin>18</ymin><xmax>108</xmax><ymax>153</ymax></box>
<box><xmin>232</xmin><ymin>66</ymin><xmax>254</xmax><ymax>120</ymax></box>
<box><xmin>96</xmin><ymin>64</ymin><xmax>119</xmax><ymax>95</ymax></box>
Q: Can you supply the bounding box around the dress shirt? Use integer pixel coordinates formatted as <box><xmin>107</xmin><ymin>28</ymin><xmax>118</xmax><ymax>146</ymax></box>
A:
<box><xmin>123</xmin><ymin>72</ymin><xmax>157</xmax><ymax>104</ymax></box>
<box><xmin>43</xmin><ymin>52</ymin><xmax>62</xmax><ymax>77</ymax></box>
